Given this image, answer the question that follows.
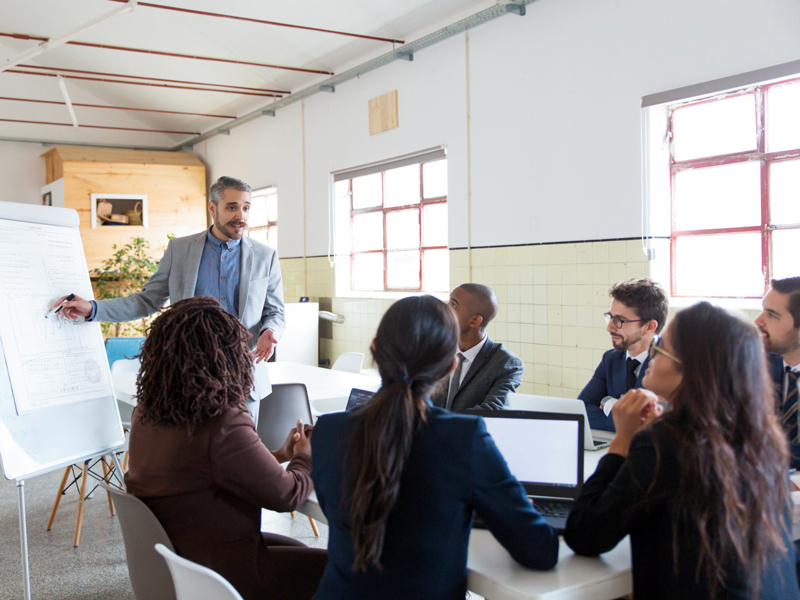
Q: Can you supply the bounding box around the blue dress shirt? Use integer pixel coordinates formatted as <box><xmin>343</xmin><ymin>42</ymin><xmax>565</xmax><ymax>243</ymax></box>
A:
<box><xmin>194</xmin><ymin>229</ymin><xmax>241</xmax><ymax>317</ymax></box>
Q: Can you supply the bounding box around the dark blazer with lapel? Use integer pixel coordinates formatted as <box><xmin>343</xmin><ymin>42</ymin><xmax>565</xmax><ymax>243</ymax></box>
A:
<box><xmin>431</xmin><ymin>337</ymin><xmax>523</xmax><ymax>411</ymax></box>
<box><xmin>310</xmin><ymin>405</ymin><xmax>558</xmax><ymax>600</ymax></box>
<box><xmin>578</xmin><ymin>349</ymin><xmax>651</xmax><ymax>432</ymax></box>
<box><xmin>769</xmin><ymin>352</ymin><xmax>800</xmax><ymax>469</ymax></box>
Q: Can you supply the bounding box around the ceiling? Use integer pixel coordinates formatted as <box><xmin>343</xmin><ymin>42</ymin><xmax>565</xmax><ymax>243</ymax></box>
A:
<box><xmin>0</xmin><ymin>0</ymin><xmax>488</xmax><ymax>149</ymax></box>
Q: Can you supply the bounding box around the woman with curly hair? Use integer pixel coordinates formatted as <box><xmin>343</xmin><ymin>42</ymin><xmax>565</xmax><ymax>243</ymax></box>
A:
<box><xmin>124</xmin><ymin>296</ymin><xmax>327</xmax><ymax>600</ymax></box>
<box><xmin>565</xmin><ymin>302</ymin><xmax>800</xmax><ymax>599</ymax></box>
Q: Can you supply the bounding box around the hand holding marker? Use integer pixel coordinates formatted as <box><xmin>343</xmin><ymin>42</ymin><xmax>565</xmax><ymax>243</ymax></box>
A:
<box><xmin>45</xmin><ymin>294</ymin><xmax>75</xmax><ymax>319</ymax></box>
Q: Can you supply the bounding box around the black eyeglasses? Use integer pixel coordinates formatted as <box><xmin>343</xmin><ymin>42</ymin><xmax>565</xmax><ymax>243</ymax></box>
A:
<box><xmin>604</xmin><ymin>312</ymin><xmax>643</xmax><ymax>329</ymax></box>
<box><xmin>649</xmin><ymin>336</ymin><xmax>682</xmax><ymax>364</ymax></box>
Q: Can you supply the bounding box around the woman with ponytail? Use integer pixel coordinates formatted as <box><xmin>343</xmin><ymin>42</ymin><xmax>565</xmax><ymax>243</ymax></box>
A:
<box><xmin>310</xmin><ymin>295</ymin><xmax>558</xmax><ymax>599</ymax></box>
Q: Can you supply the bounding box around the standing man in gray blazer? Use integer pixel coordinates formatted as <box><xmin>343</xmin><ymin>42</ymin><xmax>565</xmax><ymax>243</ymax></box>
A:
<box><xmin>59</xmin><ymin>176</ymin><xmax>285</xmax><ymax>413</ymax></box>
<box><xmin>432</xmin><ymin>283</ymin><xmax>524</xmax><ymax>411</ymax></box>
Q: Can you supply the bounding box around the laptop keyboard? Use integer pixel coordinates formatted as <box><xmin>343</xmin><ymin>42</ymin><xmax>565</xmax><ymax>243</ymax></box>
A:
<box><xmin>532</xmin><ymin>499</ymin><xmax>571</xmax><ymax>519</ymax></box>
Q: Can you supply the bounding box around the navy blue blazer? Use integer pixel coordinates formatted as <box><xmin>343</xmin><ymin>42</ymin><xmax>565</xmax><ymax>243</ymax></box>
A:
<box><xmin>769</xmin><ymin>353</ymin><xmax>800</xmax><ymax>469</ymax></box>
<box><xmin>310</xmin><ymin>404</ymin><xmax>559</xmax><ymax>600</ymax></box>
<box><xmin>578</xmin><ymin>349</ymin><xmax>651</xmax><ymax>432</ymax></box>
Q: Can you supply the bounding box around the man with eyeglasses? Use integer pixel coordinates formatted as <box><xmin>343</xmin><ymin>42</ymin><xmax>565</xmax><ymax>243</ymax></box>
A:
<box><xmin>578</xmin><ymin>278</ymin><xmax>669</xmax><ymax>431</ymax></box>
<box><xmin>755</xmin><ymin>277</ymin><xmax>800</xmax><ymax>468</ymax></box>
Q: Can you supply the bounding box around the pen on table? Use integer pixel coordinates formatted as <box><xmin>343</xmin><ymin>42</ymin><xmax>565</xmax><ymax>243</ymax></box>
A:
<box><xmin>45</xmin><ymin>293</ymin><xmax>75</xmax><ymax>319</ymax></box>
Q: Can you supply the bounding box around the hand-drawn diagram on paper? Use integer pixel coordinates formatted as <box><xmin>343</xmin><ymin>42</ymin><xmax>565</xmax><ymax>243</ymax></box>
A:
<box><xmin>0</xmin><ymin>219</ymin><xmax>112</xmax><ymax>414</ymax></box>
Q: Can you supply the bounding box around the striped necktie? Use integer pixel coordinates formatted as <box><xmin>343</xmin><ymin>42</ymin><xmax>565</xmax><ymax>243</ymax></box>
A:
<box><xmin>780</xmin><ymin>368</ymin><xmax>799</xmax><ymax>443</ymax></box>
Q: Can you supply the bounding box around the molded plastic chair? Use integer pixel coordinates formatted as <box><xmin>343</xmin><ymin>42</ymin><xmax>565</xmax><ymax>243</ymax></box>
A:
<box><xmin>99</xmin><ymin>482</ymin><xmax>177</xmax><ymax>600</ymax></box>
<box><xmin>105</xmin><ymin>337</ymin><xmax>145</xmax><ymax>369</ymax></box>
<box><xmin>331</xmin><ymin>352</ymin><xmax>364</xmax><ymax>374</ymax></box>
<box><xmin>155</xmin><ymin>544</ymin><xmax>244</xmax><ymax>600</ymax></box>
<box><xmin>111</xmin><ymin>358</ymin><xmax>141</xmax><ymax>375</ymax></box>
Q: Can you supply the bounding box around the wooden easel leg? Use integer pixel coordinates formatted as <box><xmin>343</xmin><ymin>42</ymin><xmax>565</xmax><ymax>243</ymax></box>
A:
<box><xmin>46</xmin><ymin>466</ymin><xmax>71</xmax><ymax>531</ymax></box>
<box><xmin>101</xmin><ymin>457</ymin><xmax>115</xmax><ymax>516</ymax></box>
<box><xmin>73</xmin><ymin>461</ymin><xmax>89</xmax><ymax>547</ymax></box>
<box><xmin>308</xmin><ymin>517</ymin><xmax>320</xmax><ymax>537</ymax></box>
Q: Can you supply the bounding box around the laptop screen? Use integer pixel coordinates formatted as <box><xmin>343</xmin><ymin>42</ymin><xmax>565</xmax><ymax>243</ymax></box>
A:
<box><xmin>472</xmin><ymin>410</ymin><xmax>584</xmax><ymax>500</ymax></box>
<box><xmin>346</xmin><ymin>388</ymin><xmax>374</xmax><ymax>411</ymax></box>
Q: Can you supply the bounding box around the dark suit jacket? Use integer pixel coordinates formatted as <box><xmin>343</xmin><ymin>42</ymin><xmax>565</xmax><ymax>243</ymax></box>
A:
<box><xmin>565</xmin><ymin>422</ymin><xmax>800</xmax><ymax>600</ymax></box>
<box><xmin>124</xmin><ymin>406</ymin><xmax>314</xmax><ymax>600</ymax></box>
<box><xmin>310</xmin><ymin>404</ymin><xmax>558</xmax><ymax>600</ymax></box>
<box><xmin>431</xmin><ymin>337</ymin><xmax>523</xmax><ymax>411</ymax></box>
<box><xmin>769</xmin><ymin>353</ymin><xmax>800</xmax><ymax>469</ymax></box>
<box><xmin>578</xmin><ymin>349</ymin><xmax>650</xmax><ymax>432</ymax></box>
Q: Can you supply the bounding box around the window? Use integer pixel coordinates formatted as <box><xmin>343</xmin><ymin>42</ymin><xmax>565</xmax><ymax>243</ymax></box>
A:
<box><xmin>336</xmin><ymin>156</ymin><xmax>448</xmax><ymax>293</ymax></box>
<box><xmin>248</xmin><ymin>186</ymin><xmax>277</xmax><ymax>249</ymax></box>
<box><xmin>669</xmin><ymin>79</ymin><xmax>800</xmax><ymax>298</ymax></box>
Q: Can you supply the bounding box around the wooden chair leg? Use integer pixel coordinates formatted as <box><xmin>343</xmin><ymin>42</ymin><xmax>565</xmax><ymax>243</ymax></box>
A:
<box><xmin>101</xmin><ymin>457</ymin><xmax>115</xmax><ymax>517</ymax></box>
<box><xmin>46</xmin><ymin>466</ymin><xmax>72</xmax><ymax>531</ymax></box>
<box><xmin>73</xmin><ymin>461</ymin><xmax>90</xmax><ymax>547</ymax></box>
<box><xmin>122</xmin><ymin>450</ymin><xmax>129</xmax><ymax>474</ymax></box>
<box><xmin>308</xmin><ymin>516</ymin><xmax>320</xmax><ymax>537</ymax></box>
<box><xmin>290</xmin><ymin>511</ymin><xmax>295</xmax><ymax>517</ymax></box>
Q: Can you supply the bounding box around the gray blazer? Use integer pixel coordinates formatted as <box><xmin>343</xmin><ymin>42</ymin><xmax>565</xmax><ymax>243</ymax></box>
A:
<box><xmin>95</xmin><ymin>230</ymin><xmax>286</xmax><ymax>348</ymax></box>
<box><xmin>431</xmin><ymin>337</ymin><xmax>524</xmax><ymax>411</ymax></box>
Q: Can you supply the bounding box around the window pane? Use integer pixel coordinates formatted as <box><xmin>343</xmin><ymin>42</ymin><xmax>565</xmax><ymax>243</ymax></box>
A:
<box><xmin>249</xmin><ymin>196</ymin><xmax>269</xmax><ymax>228</ymax></box>
<box><xmin>423</xmin><ymin>160</ymin><xmax>447</xmax><ymax>199</ymax></box>
<box><xmin>423</xmin><ymin>248</ymin><xmax>449</xmax><ymax>292</ymax></box>
<box><xmin>385</xmin><ymin>164</ymin><xmax>420</xmax><ymax>208</ymax></box>
<box><xmin>335</xmin><ymin>180</ymin><xmax>350</xmax><ymax>202</ymax></box>
<box><xmin>387</xmin><ymin>251</ymin><xmax>420</xmax><ymax>289</ymax></box>
<box><xmin>767</xmin><ymin>81</ymin><xmax>800</xmax><ymax>153</ymax></box>
<box><xmin>352</xmin><ymin>212</ymin><xmax>383</xmax><ymax>252</ymax></box>
<box><xmin>352</xmin><ymin>173</ymin><xmax>382</xmax><ymax>209</ymax></box>
<box><xmin>353</xmin><ymin>253</ymin><xmax>384</xmax><ymax>291</ymax></box>
<box><xmin>266</xmin><ymin>195</ymin><xmax>278</xmax><ymax>223</ymax></box>
<box><xmin>772</xmin><ymin>229</ymin><xmax>800</xmax><ymax>281</ymax></box>
<box><xmin>674</xmin><ymin>162</ymin><xmax>761</xmax><ymax>231</ymax></box>
<box><xmin>672</xmin><ymin>94</ymin><xmax>757</xmax><ymax>161</ymax></box>
<box><xmin>423</xmin><ymin>203</ymin><xmax>448</xmax><ymax>247</ymax></box>
<box><xmin>386</xmin><ymin>209</ymin><xmax>419</xmax><ymax>250</ymax></box>
<box><xmin>249</xmin><ymin>228</ymin><xmax>268</xmax><ymax>245</ymax></box>
<box><xmin>674</xmin><ymin>233</ymin><xmax>763</xmax><ymax>297</ymax></box>
<box><xmin>770</xmin><ymin>159</ymin><xmax>800</xmax><ymax>225</ymax></box>
<box><xmin>267</xmin><ymin>226</ymin><xmax>277</xmax><ymax>250</ymax></box>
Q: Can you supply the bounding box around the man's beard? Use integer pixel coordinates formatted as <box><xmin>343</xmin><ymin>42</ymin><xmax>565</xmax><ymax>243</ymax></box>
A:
<box><xmin>612</xmin><ymin>332</ymin><xmax>642</xmax><ymax>352</ymax></box>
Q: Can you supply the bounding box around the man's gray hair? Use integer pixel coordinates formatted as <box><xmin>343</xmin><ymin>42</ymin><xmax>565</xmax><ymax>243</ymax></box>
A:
<box><xmin>209</xmin><ymin>176</ymin><xmax>251</xmax><ymax>205</ymax></box>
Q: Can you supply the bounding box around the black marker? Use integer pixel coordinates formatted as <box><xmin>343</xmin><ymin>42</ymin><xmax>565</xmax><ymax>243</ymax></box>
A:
<box><xmin>45</xmin><ymin>293</ymin><xmax>75</xmax><ymax>319</ymax></box>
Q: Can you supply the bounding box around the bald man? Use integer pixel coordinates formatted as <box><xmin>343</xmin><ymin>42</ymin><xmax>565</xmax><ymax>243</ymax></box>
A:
<box><xmin>432</xmin><ymin>283</ymin><xmax>524</xmax><ymax>411</ymax></box>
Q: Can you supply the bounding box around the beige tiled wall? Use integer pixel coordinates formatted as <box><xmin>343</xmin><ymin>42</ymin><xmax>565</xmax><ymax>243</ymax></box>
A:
<box><xmin>280</xmin><ymin>240</ymin><xmax>658</xmax><ymax>398</ymax></box>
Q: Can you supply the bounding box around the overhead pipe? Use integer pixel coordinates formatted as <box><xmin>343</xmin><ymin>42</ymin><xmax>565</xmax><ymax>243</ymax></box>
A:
<box><xmin>0</xmin><ymin>135</ymin><xmax>170</xmax><ymax>151</ymax></box>
<box><xmin>0</xmin><ymin>118</ymin><xmax>198</xmax><ymax>136</ymax></box>
<box><xmin>0</xmin><ymin>31</ymin><xmax>333</xmax><ymax>76</ymax></box>
<box><xmin>173</xmin><ymin>1</ymin><xmax>533</xmax><ymax>149</ymax></box>
<box><xmin>0</xmin><ymin>0</ymin><xmax>136</xmax><ymax>73</ymax></box>
<box><xmin>56</xmin><ymin>76</ymin><xmax>79</xmax><ymax>128</ymax></box>
<box><xmin>19</xmin><ymin>64</ymin><xmax>289</xmax><ymax>95</ymax></box>
<box><xmin>0</xmin><ymin>96</ymin><xmax>236</xmax><ymax>119</ymax></box>
<box><xmin>105</xmin><ymin>0</ymin><xmax>404</xmax><ymax>45</ymax></box>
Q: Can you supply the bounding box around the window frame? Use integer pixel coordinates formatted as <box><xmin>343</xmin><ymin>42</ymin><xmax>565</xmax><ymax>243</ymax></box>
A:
<box><xmin>347</xmin><ymin>159</ymin><xmax>448</xmax><ymax>293</ymax></box>
<box><xmin>248</xmin><ymin>186</ymin><xmax>277</xmax><ymax>249</ymax></box>
<box><xmin>668</xmin><ymin>77</ymin><xmax>800</xmax><ymax>298</ymax></box>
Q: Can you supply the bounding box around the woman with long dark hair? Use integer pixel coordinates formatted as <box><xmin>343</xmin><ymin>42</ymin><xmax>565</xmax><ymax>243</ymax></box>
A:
<box><xmin>125</xmin><ymin>297</ymin><xmax>327</xmax><ymax>600</ymax></box>
<box><xmin>310</xmin><ymin>295</ymin><xmax>558</xmax><ymax>599</ymax></box>
<box><xmin>565</xmin><ymin>302</ymin><xmax>800</xmax><ymax>599</ymax></box>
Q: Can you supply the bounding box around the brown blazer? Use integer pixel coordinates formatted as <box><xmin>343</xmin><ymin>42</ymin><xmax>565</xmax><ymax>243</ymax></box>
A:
<box><xmin>124</xmin><ymin>405</ymin><xmax>313</xmax><ymax>600</ymax></box>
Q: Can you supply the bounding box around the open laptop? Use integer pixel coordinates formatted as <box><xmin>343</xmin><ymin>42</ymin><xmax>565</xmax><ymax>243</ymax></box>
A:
<box><xmin>345</xmin><ymin>388</ymin><xmax>374</xmax><ymax>411</ymax></box>
<box><xmin>471</xmin><ymin>410</ymin><xmax>584</xmax><ymax>533</ymax></box>
<box><xmin>507</xmin><ymin>393</ymin><xmax>613</xmax><ymax>451</ymax></box>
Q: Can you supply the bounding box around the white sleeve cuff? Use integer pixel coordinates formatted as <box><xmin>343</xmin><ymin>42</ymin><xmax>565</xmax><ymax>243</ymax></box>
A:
<box><xmin>602</xmin><ymin>398</ymin><xmax>619</xmax><ymax>417</ymax></box>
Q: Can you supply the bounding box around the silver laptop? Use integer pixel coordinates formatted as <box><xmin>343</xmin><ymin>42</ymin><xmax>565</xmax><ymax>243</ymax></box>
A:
<box><xmin>507</xmin><ymin>393</ymin><xmax>613</xmax><ymax>451</ymax></box>
<box><xmin>345</xmin><ymin>388</ymin><xmax>374</xmax><ymax>411</ymax></box>
<box><xmin>471</xmin><ymin>410</ymin><xmax>584</xmax><ymax>533</ymax></box>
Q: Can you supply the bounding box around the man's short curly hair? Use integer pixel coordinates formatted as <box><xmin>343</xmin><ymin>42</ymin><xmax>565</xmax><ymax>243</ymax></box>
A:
<box><xmin>609</xmin><ymin>278</ymin><xmax>669</xmax><ymax>334</ymax></box>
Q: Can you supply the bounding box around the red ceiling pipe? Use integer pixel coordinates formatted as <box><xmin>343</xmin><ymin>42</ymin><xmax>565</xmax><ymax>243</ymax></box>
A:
<box><xmin>20</xmin><ymin>64</ymin><xmax>289</xmax><ymax>95</ymax></box>
<box><xmin>0</xmin><ymin>96</ymin><xmax>236</xmax><ymax>119</ymax></box>
<box><xmin>0</xmin><ymin>118</ymin><xmax>199</xmax><ymax>135</ymax></box>
<box><xmin>1</xmin><ymin>31</ymin><xmax>334</xmax><ymax>75</ymax></box>
<box><xmin>105</xmin><ymin>0</ymin><xmax>404</xmax><ymax>45</ymax></box>
<box><xmin>7</xmin><ymin>68</ymin><xmax>282</xmax><ymax>98</ymax></box>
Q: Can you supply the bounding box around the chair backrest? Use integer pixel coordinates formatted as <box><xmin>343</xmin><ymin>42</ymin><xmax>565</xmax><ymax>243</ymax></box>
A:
<box><xmin>257</xmin><ymin>383</ymin><xmax>313</xmax><ymax>451</ymax></box>
<box><xmin>331</xmin><ymin>352</ymin><xmax>364</xmax><ymax>373</ymax></box>
<box><xmin>111</xmin><ymin>358</ymin><xmax>141</xmax><ymax>375</ymax></box>
<box><xmin>155</xmin><ymin>544</ymin><xmax>244</xmax><ymax>600</ymax></box>
<box><xmin>99</xmin><ymin>482</ymin><xmax>176</xmax><ymax>600</ymax></box>
<box><xmin>117</xmin><ymin>399</ymin><xmax>134</xmax><ymax>430</ymax></box>
<box><xmin>105</xmin><ymin>337</ymin><xmax>146</xmax><ymax>369</ymax></box>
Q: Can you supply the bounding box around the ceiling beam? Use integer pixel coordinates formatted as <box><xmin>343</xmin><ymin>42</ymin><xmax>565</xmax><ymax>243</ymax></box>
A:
<box><xmin>0</xmin><ymin>118</ymin><xmax>198</xmax><ymax>136</ymax></box>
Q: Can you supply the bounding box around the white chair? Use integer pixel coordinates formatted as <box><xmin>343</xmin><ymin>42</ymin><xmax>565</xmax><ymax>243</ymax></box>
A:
<box><xmin>331</xmin><ymin>352</ymin><xmax>364</xmax><ymax>373</ymax></box>
<box><xmin>111</xmin><ymin>358</ymin><xmax>141</xmax><ymax>374</ymax></box>
<box><xmin>155</xmin><ymin>543</ymin><xmax>244</xmax><ymax>600</ymax></box>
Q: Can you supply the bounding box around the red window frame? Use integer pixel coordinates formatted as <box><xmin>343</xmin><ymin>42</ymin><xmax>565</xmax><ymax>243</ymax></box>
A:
<box><xmin>669</xmin><ymin>77</ymin><xmax>800</xmax><ymax>298</ymax></box>
<box><xmin>348</xmin><ymin>159</ymin><xmax>447</xmax><ymax>292</ymax></box>
<box><xmin>248</xmin><ymin>188</ymin><xmax>277</xmax><ymax>249</ymax></box>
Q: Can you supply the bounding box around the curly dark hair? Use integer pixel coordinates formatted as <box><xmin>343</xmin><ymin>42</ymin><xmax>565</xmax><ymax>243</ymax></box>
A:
<box><xmin>609</xmin><ymin>278</ymin><xmax>669</xmax><ymax>333</ymax></box>
<box><xmin>134</xmin><ymin>296</ymin><xmax>253</xmax><ymax>434</ymax></box>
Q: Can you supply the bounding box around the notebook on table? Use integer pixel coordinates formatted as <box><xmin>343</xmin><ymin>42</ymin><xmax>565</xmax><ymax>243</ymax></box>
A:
<box><xmin>469</xmin><ymin>410</ymin><xmax>584</xmax><ymax>534</ymax></box>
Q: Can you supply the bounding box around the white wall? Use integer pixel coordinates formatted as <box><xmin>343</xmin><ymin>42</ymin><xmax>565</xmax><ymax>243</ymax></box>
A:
<box><xmin>198</xmin><ymin>0</ymin><xmax>800</xmax><ymax>258</ymax></box>
<box><xmin>0</xmin><ymin>141</ymin><xmax>46</xmax><ymax>205</ymax></box>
